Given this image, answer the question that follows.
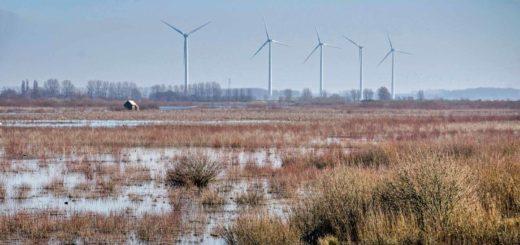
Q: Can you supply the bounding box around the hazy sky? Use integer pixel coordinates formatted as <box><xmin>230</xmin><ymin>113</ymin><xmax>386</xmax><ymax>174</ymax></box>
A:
<box><xmin>0</xmin><ymin>0</ymin><xmax>519</xmax><ymax>93</ymax></box>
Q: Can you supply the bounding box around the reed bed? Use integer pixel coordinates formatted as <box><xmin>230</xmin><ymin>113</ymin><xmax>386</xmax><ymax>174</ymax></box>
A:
<box><xmin>221</xmin><ymin>215</ymin><xmax>300</xmax><ymax>245</ymax></box>
<box><xmin>1</xmin><ymin>107</ymin><xmax>518</xmax><ymax>159</ymax></box>
<box><xmin>0</xmin><ymin>211</ymin><xmax>182</xmax><ymax>243</ymax></box>
<box><xmin>1</xmin><ymin>104</ymin><xmax>518</xmax><ymax>121</ymax></box>
<box><xmin>224</xmin><ymin>134</ymin><xmax>520</xmax><ymax>243</ymax></box>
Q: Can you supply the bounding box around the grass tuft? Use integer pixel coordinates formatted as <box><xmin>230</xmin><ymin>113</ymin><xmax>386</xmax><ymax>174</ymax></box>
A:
<box><xmin>0</xmin><ymin>183</ymin><xmax>5</xmax><ymax>202</ymax></box>
<box><xmin>200</xmin><ymin>189</ymin><xmax>226</xmax><ymax>206</ymax></box>
<box><xmin>166</xmin><ymin>152</ymin><xmax>222</xmax><ymax>188</ymax></box>
<box><xmin>221</xmin><ymin>215</ymin><xmax>300</xmax><ymax>245</ymax></box>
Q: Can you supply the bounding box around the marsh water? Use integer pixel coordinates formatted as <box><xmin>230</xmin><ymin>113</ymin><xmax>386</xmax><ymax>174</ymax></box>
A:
<box><xmin>0</xmin><ymin>119</ymin><xmax>289</xmax><ymax>128</ymax></box>
<box><xmin>0</xmin><ymin>147</ymin><xmax>290</xmax><ymax>243</ymax></box>
<box><xmin>0</xmin><ymin>112</ymin><xmax>357</xmax><ymax>243</ymax></box>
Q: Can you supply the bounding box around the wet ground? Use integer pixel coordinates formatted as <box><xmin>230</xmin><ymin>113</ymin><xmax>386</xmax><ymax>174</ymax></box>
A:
<box><xmin>0</xmin><ymin>119</ymin><xmax>290</xmax><ymax>128</ymax></box>
<box><xmin>0</xmin><ymin>147</ymin><xmax>290</xmax><ymax>243</ymax></box>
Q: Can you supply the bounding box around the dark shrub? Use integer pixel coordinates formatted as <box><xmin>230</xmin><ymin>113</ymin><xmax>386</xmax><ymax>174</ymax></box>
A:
<box><xmin>166</xmin><ymin>153</ymin><xmax>221</xmax><ymax>188</ymax></box>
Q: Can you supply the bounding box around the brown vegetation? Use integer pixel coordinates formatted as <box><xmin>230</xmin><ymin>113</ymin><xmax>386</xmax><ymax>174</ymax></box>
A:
<box><xmin>1</xmin><ymin>106</ymin><xmax>518</xmax><ymax>158</ymax></box>
<box><xmin>0</xmin><ymin>183</ymin><xmax>6</xmax><ymax>202</ymax></box>
<box><xmin>0</xmin><ymin>104</ymin><xmax>518</xmax><ymax>243</ymax></box>
<box><xmin>14</xmin><ymin>184</ymin><xmax>31</xmax><ymax>200</ymax></box>
<box><xmin>166</xmin><ymin>152</ymin><xmax>222</xmax><ymax>188</ymax></box>
<box><xmin>43</xmin><ymin>178</ymin><xmax>66</xmax><ymax>196</ymax></box>
<box><xmin>234</xmin><ymin>190</ymin><xmax>265</xmax><ymax>206</ymax></box>
<box><xmin>258</xmin><ymin>136</ymin><xmax>519</xmax><ymax>243</ymax></box>
<box><xmin>0</xmin><ymin>211</ymin><xmax>182</xmax><ymax>243</ymax></box>
<box><xmin>221</xmin><ymin>215</ymin><xmax>300</xmax><ymax>245</ymax></box>
<box><xmin>200</xmin><ymin>189</ymin><xmax>226</xmax><ymax>206</ymax></box>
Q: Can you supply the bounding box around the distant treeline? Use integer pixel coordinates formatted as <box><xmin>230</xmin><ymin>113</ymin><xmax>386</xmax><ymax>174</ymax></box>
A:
<box><xmin>1</xmin><ymin>79</ymin><xmax>257</xmax><ymax>102</ymax></box>
<box><xmin>0</xmin><ymin>78</ymin><xmax>413</xmax><ymax>103</ymax></box>
<box><xmin>2</xmin><ymin>79</ymin><xmax>143</xmax><ymax>100</ymax></box>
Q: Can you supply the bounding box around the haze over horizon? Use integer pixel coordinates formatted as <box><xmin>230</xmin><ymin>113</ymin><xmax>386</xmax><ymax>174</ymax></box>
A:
<box><xmin>0</xmin><ymin>0</ymin><xmax>519</xmax><ymax>94</ymax></box>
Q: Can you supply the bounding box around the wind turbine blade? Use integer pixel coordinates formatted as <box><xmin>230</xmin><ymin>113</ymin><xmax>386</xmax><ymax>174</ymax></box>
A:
<box><xmin>188</xmin><ymin>21</ymin><xmax>211</xmax><ymax>35</ymax></box>
<box><xmin>315</xmin><ymin>28</ymin><xmax>321</xmax><ymax>43</ymax></box>
<box><xmin>397</xmin><ymin>50</ymin><xmax>412</xmax><ymax>55</ymax></box>
<box><xmin>161</xmin><ymin>20</ymin><xmax>184</xmax><ymax>35</ymax></box>
<box><xmin>378</xmin><ymin>50</ymin><xmax>392</xmax><ymax>66</ymax></box>
<box><xmin>263</xmin><ymin>20</ymin><xmax>270</xmax><ymax>40</ymax></box>
<box><xmin>304</xmin><ymin>44</ymin><xmax>320</xmax><ymax>63</ymax></box>
<box><xmin>272</xmin><ymin>40</ymin><xmax>288</xmax><ymax>46</ymax></box>
<box><xmin>343</xmin><ymin>35</ymin><xmax>360</xmax><ymax>47</ymax></box>
<box><xmin>387</xmin><ymin>34</ymin><xmax>393</xmax><ymax>49</ymax></box>
<box><xmin>251</xmin><ymin>40</ymin><xmax>269</xmax><ymax>58</ymax></box>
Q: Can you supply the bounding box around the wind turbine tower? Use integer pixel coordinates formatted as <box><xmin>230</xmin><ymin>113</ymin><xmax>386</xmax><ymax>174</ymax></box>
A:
<box><xmin>304</xmin><ymin>30</ymin><xmax>340</xmax><ymax>97</ymax></box>
<box><xmin>161</xmin><ymin>20</ymin><xmax>211</xmax><ymax>94</ymax></box>
<box><xmin>252</xmin><ymin>21</ymin><xmax>287</xmax><ymax>99</ymax></box>
<box><xmin>378</xmin><ymin>35</ymin><xmax>411</xmax><ymax>100</ymax></box>
<box><xmin>343</xmin><ymin>36</ymin><xmax>364</xmax><ymax>101</ymax></box>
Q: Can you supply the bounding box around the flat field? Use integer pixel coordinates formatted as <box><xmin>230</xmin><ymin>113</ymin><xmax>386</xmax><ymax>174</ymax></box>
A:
<box><xmin>0</xmin><ymin>103</ymin><xmax>519</xmax><ymax>243</ymax></box>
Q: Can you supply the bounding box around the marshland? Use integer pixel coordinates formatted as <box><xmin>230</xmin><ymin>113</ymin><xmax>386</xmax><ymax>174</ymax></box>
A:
<box><xmin>2</xmin><ymin>0</ymin><xmax>520</xmax><ymax>243</ymax></box>
<box><xmin>0</xmin><ymin>102</ymin><xmax>519</xmax><ymax>244</ymax></box>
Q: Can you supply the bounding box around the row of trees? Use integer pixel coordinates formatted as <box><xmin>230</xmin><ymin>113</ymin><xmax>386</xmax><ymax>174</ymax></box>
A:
<box><xmin>1</xmin><ymin>79</ymin><xmax>425</xmax><ymax>102</ymax></box>
<box><xmin>148</xmin><ymin>82</ymin><xmax>254</xmax><ymax>102</ymax></box>
<box><xmin>0</xmin><ymin>79</ymin><xmax>142</xmax><ymax>100</ymax></box>
<box><xmin>0</xmin><ymin>80</ymin><xmax>256</xmax><ymax>102</ymax></box>
<box><xmin>16</xmin><ymin>79</ymin><xmax>77</xmax><ymax>99</ymax></box>
<box><xmin>86</xmin><ymin>81</ymin><xmax>142</xmax><ymax>100</ymax></box>
<box><xmin>282</xmin><ymin>87</ymin><xmax>412</xmax><ymax>102</ymax></box>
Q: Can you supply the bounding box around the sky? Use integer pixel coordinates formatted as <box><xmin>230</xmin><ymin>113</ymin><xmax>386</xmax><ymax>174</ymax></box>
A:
<box><xmin>0</xmin><ymin>0</ymin><xmax>519</xmax><ymax>94</ymax></box>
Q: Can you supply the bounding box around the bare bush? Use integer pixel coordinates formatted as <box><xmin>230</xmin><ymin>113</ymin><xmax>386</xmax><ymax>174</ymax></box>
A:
<box><xmin>378</xmin><ymin>160</ymin><xmax>479</xmax><ymax>239</ymax></box>
<box><xmin>166</xmin><ymin>153</ymin><xmax>222</xmax><ymax>188</ymax></box>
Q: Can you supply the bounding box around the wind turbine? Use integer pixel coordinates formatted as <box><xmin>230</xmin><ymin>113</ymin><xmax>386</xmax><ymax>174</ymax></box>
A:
<box><xmin>304</xmin><ymin>30</ymin><xmax>340</xmax><ymax>97</ymax></box>
<box><xmin>343</xmin><ymin>35</ymin><xmax>364</xmax><ymax>101</ymax></box>
<box><xmin>161</xmin><ymin>20</ymin><xmax>211</xmax><ymax>94</ymax></box>
<box><xmin>378</xmin><ymin>34</ymin><xmax>411</xmax><ymax>100</ymax></box>
<box><xmin>251</xmin><ymin>21</ymin><xmax>288</xmax><ymax>99</ymax></box>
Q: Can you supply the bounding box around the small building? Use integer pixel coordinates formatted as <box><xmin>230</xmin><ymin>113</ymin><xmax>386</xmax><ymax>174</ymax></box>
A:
<box><xmin>123</xmin><ymin>100</ymin><xmax>139</xmax><ymax>111</ymax></box>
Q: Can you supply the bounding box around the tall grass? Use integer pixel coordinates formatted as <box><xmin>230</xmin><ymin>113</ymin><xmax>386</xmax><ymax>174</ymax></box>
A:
<box><xmin>221</xmin><ymin>215</ymin><xmax>300</xmax><ymax>245</ymax></box>
<box><xmin>0</xmin><ymin>211</ymin><xmax>182</xmax><ymax>243</ymax></box>
<box><xmin>3</xmin><ymin>133</ymin><xmax>27</xmax><ymax>159</ymax></box>
<box><xmin>344</xmin><ymin>146</ymin><xmax>392</xmax><ymax>167</ymax></box>
<box><xmin>291</xmin><ymin>167</ymin><xmax>381</xmax><ymax>243</ymax></box>
<box><xmin>136</xmin><ymin>212</ymin><xmax>182</xmax><ymax>242</ymax></box>
<box><xmin>2</xmin><ymin>106</ymin><xmax>517</xmax><ymax>158</ymax></box>
<box><xmin>476</xmin><ymin>156</ymin><xmax>520</xmax><ymax>217</ymax></box>
<box><xmin>378</xmin><ymin>159</ymin><xmax>479</xmax><ymax>241</ymax></box>
<box><xmin>278</xmin><ymin>136</ymin><xmax>520</xmax><ymax>243</ymax></box>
